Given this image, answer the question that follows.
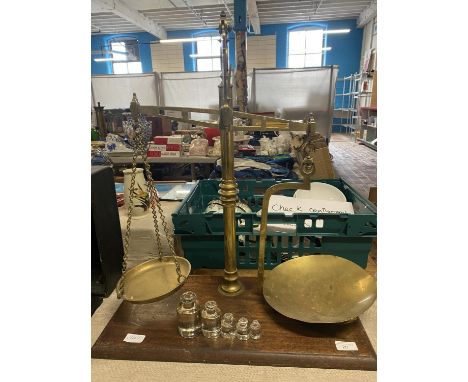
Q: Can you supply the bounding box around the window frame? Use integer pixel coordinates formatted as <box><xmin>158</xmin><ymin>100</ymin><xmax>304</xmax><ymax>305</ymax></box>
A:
<box><xmin>287</xmin><ymin>26</ymin><xmax>325</xmax><ymax>69</ymax></box>
<box><xmin>109</xmin><ymin>37</ymin><xmax>143</xmax><ymax>75</ymax></box>
<box><xmin>194</xmin><ymin>34</ymin><xmax>221</xmax><ymax>72</ymax></box>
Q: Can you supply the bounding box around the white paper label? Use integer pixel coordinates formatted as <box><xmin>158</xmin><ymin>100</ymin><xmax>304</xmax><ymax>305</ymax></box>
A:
<box><xmin>123</xmin><ymin>333</ymin><xmax>146</xmax><ymax>343</ymax></box>
<box><xmin>335</xmin><ymin>341</ymin><xmax>358</xmax><ymax>351</ymax></box>
<box><xmin>268</xmin><ymin>195</ymin><xmax>355</xmax><ymax>216</ymax></box>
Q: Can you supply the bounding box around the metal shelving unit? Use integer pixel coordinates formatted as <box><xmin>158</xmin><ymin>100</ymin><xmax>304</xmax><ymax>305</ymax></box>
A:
<box><xmin>334</xmin><ymin>71</ymin><xmax>376</xmax><ymax>150</ymax></box>
<box><xmin>357</xmin><ymin>105</ymin><xmax>377</xmax><ymax>150</ymax></box>
<box><xmin>333</xmin><ymin>73</ymin><xmax>362</xmax><ymax>135</ymax></box>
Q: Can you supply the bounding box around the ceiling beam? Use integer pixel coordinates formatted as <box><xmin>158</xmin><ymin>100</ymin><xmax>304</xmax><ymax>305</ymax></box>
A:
<box><xmin>357</xmin><ymin>0</ymin><xmax>376</xmax><ymax>28</ymax></box>
<box><xmin>258</xmin><ymin>0</ymin><xmax>368</xmax><ymax>5</ymax></box>
<box><xmin>180</xmin><ymin>0</ymin><xmax>208</xmax><ymax>26</ymax></box>
<box><xmin>259</xmin><ymin>14</ymin><xmax>360</xmax><ymax>23</ymax></box>
<box><xmin>258</xmin><ymin>3</ymin><xmax>367</xmax><ymax>13</ymax></box>
<box><xmin>92</xmin><ymin>0</ymin><xmax>167</xmax><ymax>38</ymax></box>
<box><xmin>311</xmin><ymin>0</ymin><xmax>324</xmax><ymax>15</ymax></box>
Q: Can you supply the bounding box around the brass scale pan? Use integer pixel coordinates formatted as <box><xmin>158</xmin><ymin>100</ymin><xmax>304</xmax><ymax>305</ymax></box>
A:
<box><xmin>256</xmin><ymin>179</ymin><xmax>377</xmax><ymax>324</ymax></box>
<box><xmin>117</xmin><ymin>256</ymin><xmax>191</xmax><ymax>304</ymax></box>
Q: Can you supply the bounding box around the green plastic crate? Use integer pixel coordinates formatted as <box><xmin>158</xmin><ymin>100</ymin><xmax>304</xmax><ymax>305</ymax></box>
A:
<box><xmin>172</xmin><ymin>179</ymin><xmax>377</xmax><ymax>269</ymax></box>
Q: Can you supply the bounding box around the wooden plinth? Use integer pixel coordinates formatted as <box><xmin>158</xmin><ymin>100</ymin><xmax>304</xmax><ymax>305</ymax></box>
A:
<box><xmin>92</xmin><ymin>276</ymin><xmax>376</xmax><ymax>370</ymax></box>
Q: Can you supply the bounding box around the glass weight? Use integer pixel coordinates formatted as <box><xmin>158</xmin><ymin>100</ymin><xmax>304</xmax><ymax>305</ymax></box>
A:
<box><xmin>176</xmin><ymin>291</ymin><xmax>202</xmax><ymax>338</ymax></box>
<box><xmin>235</xmin><ymin>317</ymin><xmax>249</xmax><ymax>341</ymax></box>
<box><xmin>220</xmin><ymin>313</ymin><xmax>236</xmax><ymax>339</ymax></box>
<box><xmin>249</xmin><ymin>320</ymin><xmax>261</xmax><ymax>340</ymax></box>
<box><xmin>201</xmin><ymin>301</ymin><xmax>222</xmax><ymax>338</ymax></box>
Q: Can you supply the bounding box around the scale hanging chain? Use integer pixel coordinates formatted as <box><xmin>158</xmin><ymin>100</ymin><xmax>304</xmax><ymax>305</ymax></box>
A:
<box><xmin>120</xmin><ymin>115</ymin><xmax>150</xmax><ymax>278</ymax></box>
<box><xmin>139</xmin><ymin>143</ymin><xmax>185</xmax><ymax>282</ymax></box>
<box><xmin>139</xmin><ymin>127</ymin><xmax>164</xmax><ymax>261</ymax></box>
<box><xmin>153</xmin><ymin>182</ymin><xmax>186</xmax><ymax>283</ymax></box>
<box><xmin>131</xmin><ymin>113</ymin><xmax>185</xmax><ymax>283</ymax></box>
<box><xmin>121</xmin><ymin>131</ymin><xmax>139</xmax><ymax>277</ymax></box>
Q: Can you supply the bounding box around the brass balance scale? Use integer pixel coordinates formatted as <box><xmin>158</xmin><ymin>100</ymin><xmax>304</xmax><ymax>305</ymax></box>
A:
<box><xmin>115</xmin><ymin>12</ymin><xmax>376</xmax><ymax>324</ymax></box>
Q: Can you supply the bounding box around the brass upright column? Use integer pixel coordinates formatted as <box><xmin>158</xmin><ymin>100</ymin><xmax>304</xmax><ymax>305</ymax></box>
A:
<box><xmin>218</xmin><ymin>11</ymin><xmax>243</xmax><ymax>295</ymax></box>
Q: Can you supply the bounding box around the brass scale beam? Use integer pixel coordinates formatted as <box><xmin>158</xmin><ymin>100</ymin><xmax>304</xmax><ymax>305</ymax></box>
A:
<box><xmin>139</xmin><ymin>105</ymin><xmax>310</xmax><ymax>132</ymax></box>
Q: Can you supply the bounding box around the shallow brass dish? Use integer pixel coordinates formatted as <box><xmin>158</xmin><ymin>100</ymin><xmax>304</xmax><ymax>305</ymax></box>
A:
<box><xmin>116</xmin><ymin>256</ymin><xmax>191</xmax><ymax>304</ymax></box>
<box><xmin>263</xmin><ymin>255</ymin><xmax>376</xmax><ymax>323</ymax></box>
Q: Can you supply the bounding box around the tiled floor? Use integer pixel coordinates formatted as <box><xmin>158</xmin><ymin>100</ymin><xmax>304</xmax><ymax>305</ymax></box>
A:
<box><xmin>329</xmin><ymin>133</ymin><xmax>377</xmax><ymax>199</ymax></box>
<box><xmin>329</xmin><ymin>133</ymin><xmax>377</xmax><ymax>273</ymax></box>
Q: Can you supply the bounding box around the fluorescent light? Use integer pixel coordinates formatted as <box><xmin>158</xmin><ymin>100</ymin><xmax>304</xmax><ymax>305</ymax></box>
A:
<box><xmin>159</xmin><ymin>37</ymin><xmax>219</xmax><ymax>44</ymax></box>
<box><xmin>322</xmin><ymin>47</ymin><xmax>332</xmax><ymax>51</ymax></box>
<box><xmin>189</xmin><ymin>54</ymin><xmax>221</xmax><ymax>59</ymax></box>
<box><xmin>323</xmin><ymin>29</ymin><xmax>351</xmax><ymax>34</ymax></box>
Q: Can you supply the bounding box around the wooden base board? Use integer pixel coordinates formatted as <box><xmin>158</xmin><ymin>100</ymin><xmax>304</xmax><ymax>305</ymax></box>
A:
<box><xmin>92</xmin><ymin>276</ymin><xmax>376</xmax><ymax>370</ymax></box>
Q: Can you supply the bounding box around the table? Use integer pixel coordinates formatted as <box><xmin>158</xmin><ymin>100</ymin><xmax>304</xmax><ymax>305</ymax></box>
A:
<box><xmin>108</xmin><ymin>155</ymin><xmax>219</xmax><ymax>181</ymax></box>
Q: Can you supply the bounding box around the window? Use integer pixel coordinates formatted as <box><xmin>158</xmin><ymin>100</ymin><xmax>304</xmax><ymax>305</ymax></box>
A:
<box><xmin>195</xmin><ymin>36</ymin><xmax>221</xmax><ymax>71</ymax></box>
<box><xmin>110</xmin><ymin>39</ymin><xmax>142</xmax><ymax>74</ymax></box>
<box><xmin>288</xmin><ymin>28</ymin><xmax>324</xmax><ymax>68</ymax></box>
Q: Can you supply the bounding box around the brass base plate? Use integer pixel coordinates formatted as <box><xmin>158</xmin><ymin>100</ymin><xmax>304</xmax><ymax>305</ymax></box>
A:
<box><xmin>263</xmin><ymin>255</ymin><xmax>376</xmax><ymax>323</ymax></box>
<box><xmin>117</xmin><ymin>256</ymin><xmax>191</xmax><ymax>304</ymax></box>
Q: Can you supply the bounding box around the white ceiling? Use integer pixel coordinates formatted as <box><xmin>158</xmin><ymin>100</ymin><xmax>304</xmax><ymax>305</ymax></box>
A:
<box><xmin>91</xmin><ymin>0</ymin><xmax>374</xmax><ymax>35</ymax></box>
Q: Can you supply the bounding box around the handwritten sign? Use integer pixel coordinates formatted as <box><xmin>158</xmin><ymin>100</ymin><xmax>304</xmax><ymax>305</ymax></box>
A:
<box><xmin>268</xmin><ymin>195</ymin><xmax>354</xmax><ymax>216</ymax></box>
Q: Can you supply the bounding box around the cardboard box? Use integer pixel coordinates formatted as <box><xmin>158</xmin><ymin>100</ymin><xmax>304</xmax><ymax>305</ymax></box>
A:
<box><xmin>149</xmin><ymin>144</ymin><xmax>182</xmax><ymax>152</ymax></box>
<box><xmin>147</xmin><ymin>150</ymin><xmax>182</xmax><ymax>158</ymax></box>
<box><xmin>153</xmin><ymin>135</ymin><xmax>183</xmax><ymax>145</ymax></box>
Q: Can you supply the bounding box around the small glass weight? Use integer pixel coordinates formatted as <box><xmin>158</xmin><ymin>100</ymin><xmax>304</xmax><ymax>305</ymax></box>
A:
<box><xmin>249</xmin><ymin>320</ymin><xmax>261</xmax><ymax>340</ymax></box>
<box><xmin>220</xmin><ymin>313</ymin><xmax>236</xmax><ymax>339</ymax></box>
<box><xmin>235</xmin><ymin>317</ymin><xmax>249</xmax><ymax>341</ymax></box>
<box><xmin>176</xmin><ymin>291</ymin><xmax>202</xmax><ymax>338</ymax></box>
<box><xmin>201</xmin><ymin>300</ymin><xmax>222</xmax><ymax>338</ymax></box>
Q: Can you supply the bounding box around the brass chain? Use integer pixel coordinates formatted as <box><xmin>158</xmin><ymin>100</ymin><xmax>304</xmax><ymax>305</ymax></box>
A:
<box><xmin>141</xmin><ymin>140</ymin><xmax>164</xmax><ymax>261</ymax></box>
<box><xmin>154</xmin><ymin>183</ymin><xmax>185</xmax><ymax>283</ymax></box>
<box><xmin>122</xmin><ymin>151</ymin><xmax>140</xmax><ymax>270</ymax></box>
<box><xmin>119</xmin><ymin>133</ymin><xmax>139</xmax><ymax>296</ymax></box>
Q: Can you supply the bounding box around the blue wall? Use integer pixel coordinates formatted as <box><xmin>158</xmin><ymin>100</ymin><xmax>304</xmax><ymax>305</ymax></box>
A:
<box><xmin>91</xmin><ymin>19</ymin><xmax>362</xmax><ymax>77</ymax></box>
<box><xmin>91</xmin><ymin>32</ymin><xmax>157</xmax><ymax>75</ymax></box>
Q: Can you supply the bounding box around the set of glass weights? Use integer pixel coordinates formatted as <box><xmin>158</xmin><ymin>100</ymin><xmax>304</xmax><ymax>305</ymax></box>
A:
<box><xmin>176</xmin><ymin>291</ymin><xmax>261</xmax><ymax>340</ymax></box>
